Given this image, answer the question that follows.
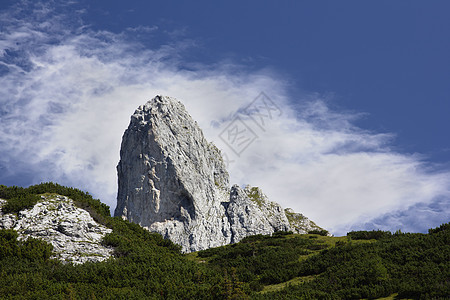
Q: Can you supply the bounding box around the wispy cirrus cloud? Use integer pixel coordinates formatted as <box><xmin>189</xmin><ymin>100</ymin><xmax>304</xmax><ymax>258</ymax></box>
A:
<box><xmin>0</xmin><ymin>1</ymin><xmax>448</xmax><ymax>235</ymax></box>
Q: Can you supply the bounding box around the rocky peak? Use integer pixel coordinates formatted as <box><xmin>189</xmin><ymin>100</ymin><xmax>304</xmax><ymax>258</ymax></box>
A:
<box><xmin>115</xmin><ymin>95</ymin><xmax>326</xmax><ymax>252</ymax></box>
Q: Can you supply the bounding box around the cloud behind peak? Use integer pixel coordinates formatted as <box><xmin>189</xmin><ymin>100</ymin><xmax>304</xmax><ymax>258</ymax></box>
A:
<box><xmin>1</xmin><ymin>1</ymin><xmax>448</xmax><ymax>235</ymax></box>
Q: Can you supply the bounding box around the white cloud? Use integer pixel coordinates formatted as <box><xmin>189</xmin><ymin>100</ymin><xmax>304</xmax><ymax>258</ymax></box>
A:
<box><xmin>0</xmin><ymin>1</ymin><xmax>448</xmax><ymax>235</ymax></box>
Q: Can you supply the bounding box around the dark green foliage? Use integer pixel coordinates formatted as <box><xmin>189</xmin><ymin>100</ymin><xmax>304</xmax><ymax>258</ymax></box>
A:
<box><xmin>1</xmin><ymin>194</ymin><xmax>41</xmax><ymax>214</ymax></box>
<box><xmin>102</xmin><ymin>217</ymin><xmax>182</xmax><ymax>256</ymax></box>
<box><xmin>0</xmin><ymin>229</ymin><xmax>53</xmax><ymax>261</ymax></box>
<box><xmin>347</xmin><ymin>229</ymin><xmax>392</xmax><ymax>240</ymax></box>
<box><xmin>272</xmin><ymin>230</ymin><xmax>293</xmax><ymax>236</ymax></box>
<box><xmin>0</xmin><ymin>183</ymin><xmax>226</xmax><ymax>299</ymax></box>
<box><xmin>307</xmin><ymin>229</ymin><xmax>329</xmax><ymax>236</ymax></box>
<box><xmin>428</xmin><ymin>222</ymin><xmax>450</xmax><ymax>234</ymax></box>
<box><xmin>196</xmin><ymin>223</ymin><xmax>450</xmax><ymax>299</ymax></box>
<box><xmin>0</xmin><ymin>182</ymin><xmax>110</xmax><ymax>222</ymax></box>
<box><xmin>255</xmin><ymin>223</ymin><xmax>450</xmax><ymax>299</ymax></box>
<box><xmin>0</xmin><ymin>184</ymin><xmax>42</xmax><ymax>213</ymax></box>
<box><xmin>0</xmin><ymin>221</ymin><xmax>225</xmax><ymax>298</ymax></box>
<box><xmin>1</xmin><ymin>182</ymin><xmax>449</xmax><ymax>299</ymax></box>
<box><xmin>198</xmin><ymin>232</ymin><xmax>315</xmax><ymax>286</ymax></box>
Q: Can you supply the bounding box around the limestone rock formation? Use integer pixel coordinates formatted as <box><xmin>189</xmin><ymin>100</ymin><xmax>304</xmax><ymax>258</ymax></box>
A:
<box><xmin>115</xmin><ymin>96</ymin><xmax>232</xmax><ymax>252</ymax></box>
<box><xmin>284</xmin><ymin>208</ymin><xmax>326</xmax><ymax>234</ymax></box>
<box><xmin>225</xmin><ymin>185</ymin><xmax>291</xmax><ymax>242</ymax></box>
<box><xmin>115</xmin><ymin>95</ymin><xmax>326</xmax><ymax>252</ymax></box>
<box><xmin>0</xmin><ymin>195</ymin><xmax>113</xmax><ymax>264</ymax></box>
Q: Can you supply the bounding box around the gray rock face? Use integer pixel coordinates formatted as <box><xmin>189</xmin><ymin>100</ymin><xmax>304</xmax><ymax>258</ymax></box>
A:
<box><xmin>115</xmin><ymin>95</ymin><xmax>326</xmax><ymax>252</ymax></box>
<box><xmin>0</xmin><ymin>195</ymin><xmax>113</xmax><ymax>264</ymax></box>
<box><xmin>115</xmin><ymin>96</ymin><xmax>231</xmax><ymax>252</ymax></box>
<box><xmin>225</xmin><ymin>185</ymin><xmax>291</xmax><ymax>243</ymax></box>
<box><xmin>284</xmin><ymin>208</ymin><xmax>328</xmax><ymax>235</ymax></box>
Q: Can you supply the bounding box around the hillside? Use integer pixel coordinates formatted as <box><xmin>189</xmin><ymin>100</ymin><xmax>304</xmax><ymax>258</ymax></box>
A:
<box><xmin>1</xmin><ymin>183</ymin><xmax>449</xmax><ymax>299</ymax></box>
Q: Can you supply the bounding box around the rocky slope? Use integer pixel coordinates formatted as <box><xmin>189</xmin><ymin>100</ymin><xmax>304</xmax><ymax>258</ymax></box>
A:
<box><xmin>115</xmin><ymin>95</ymin><xmax>326</xmax><ymax>252</ymax></box>
<box><xmin>0</xmin><ymin>195</ymin><xmax>113</xmax><ymax>264</ymax></box>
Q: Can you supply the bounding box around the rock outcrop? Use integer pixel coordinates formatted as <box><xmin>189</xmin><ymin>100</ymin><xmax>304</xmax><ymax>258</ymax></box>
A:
<box><xmin>115</xmin><ymin>96</ymin><xmax>232</xmax><ymax>252</ymax></box>
<box><xmin>0</xmin><ymin>195</ymin><xmax>113</xmax><ymax>264</ymax></box>
<box><xmin>225</xmin><ymin>185</ymin><xmax>291</xmax><ymax>242</ymax></box>
<box><xmin>115</xmin><ymin>95</ymin><xmax>326</xmax><ymax>252</ymax></box>
<box><xmin>284</xmin><ymin>208</ymin><xmax>325</xmax><ymax>234</ymax></box>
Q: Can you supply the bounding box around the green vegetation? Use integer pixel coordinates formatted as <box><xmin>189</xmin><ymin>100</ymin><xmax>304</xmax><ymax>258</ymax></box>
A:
<box><xmin>1</xmin><ymin>193</ymin><xmax>41</xmax><ymax>214</ymax></box>
<box><xmin>0</xmin><ymin>229</ymin><xmax>53</xmax><ymax>260</ymax></box>
<box><xmin>347</xmin><ymin>229</ymin><xmax>392</xmax><ymax>240</ymax></box>
<box><xmin>0</xmin><ymin>183</ymin><xmax>226</xmax><ymax>299</ymax></box>
<box><xmin>246</xmin><ymin>186</ymin><xmax>264</xmax><ymax>208</ymax></box>
<box><xmin>254</xmin><ymin>228</ymin><xmax>450</xmax><ymax>299</ymax></box>
<box><xmin>1</xmin><ymin>183</ymin><xmax>449</xmax><ymax>299</ymax></box>
<box><xmin>307</xmin><ymin>229</ymin><xmax>329</xmax><ymax>236</ymax></box>
<box><xmin>284</xmin><ymin>208</ymin><xmax>306</xmax><ymax>223</ymax></box>
<box><xmin>193</xmin><ymin>228</ymin><xmax>449</xmax><ymax>299</ymax></box>
<box><xmin>0</xmin><ymin>182</ymin><xmax>110</xmax><ymax>222</ymax></box>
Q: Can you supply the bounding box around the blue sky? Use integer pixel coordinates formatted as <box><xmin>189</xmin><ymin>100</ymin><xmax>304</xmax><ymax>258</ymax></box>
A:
<box><xmin>0</xmin><ymin>0</ymin><xmax>449</xmax><ymax>235</ymax></box>
<box><xmin>79</xmin><ymin>0</ymin><xmax>450</xmax><ymax>162</ymax></box>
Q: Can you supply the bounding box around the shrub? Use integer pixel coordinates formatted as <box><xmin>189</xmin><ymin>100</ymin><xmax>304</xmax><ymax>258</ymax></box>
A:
<box><xmin>347</xmin><ymin>230</ymin><xmax>392</xmax><ymax>240</ymax></box>
<box><xmin>272</xmin><ymin>231</ymin><xmax>293</xmax><ymax>237</ymax></box>
<box><xmin>2</xmin><ymin>194</ymin><xmax>41</xmax><ymax>214</ymax></box>
<box><xmin>428</xmin><ymin>222</ymin><xmax>450</xmax><ymax>234</ymax></box>
<box><xmin>307</xmin><ymin>229</ymin><xmax>329</xmax><ymax>236</ymax></box>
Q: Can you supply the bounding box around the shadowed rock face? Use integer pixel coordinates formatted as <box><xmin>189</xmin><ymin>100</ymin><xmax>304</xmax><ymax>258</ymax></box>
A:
<box><xmin>115</xmin><ymin>95</ymin><xmax>325</xmax><ymax>252</ymax></box>
<box><xmin>114</xmin><ymin>96</ymin><xmax>231</xmax><ymax>252</ymax></box>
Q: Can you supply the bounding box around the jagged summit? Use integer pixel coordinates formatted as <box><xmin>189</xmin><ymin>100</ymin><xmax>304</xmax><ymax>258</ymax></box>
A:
<box><xmin>115</xmin><ymin>95</ymin><xmax>325</xmax><ymax>252</ymax></box>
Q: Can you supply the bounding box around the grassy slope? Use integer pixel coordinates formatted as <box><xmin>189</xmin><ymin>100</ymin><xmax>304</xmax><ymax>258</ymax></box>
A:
<box><xmin>259</xmin><ymin>235</ymin><xmax>374</xmax><ymax>294</ymax></box>
<box><xmin>1</xmin><ymin>183</ymin><xmax>449</xmax><ymax>299</ymax></box>
<box><xmin>189</xmin><ymin>228</ymin><xmax>449</xmax><ymax>299</ymax></box>
<box><xmin>188</xmin><ymin>233</ymin><xmax>375</xmax><ymax>295</ymax></box>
